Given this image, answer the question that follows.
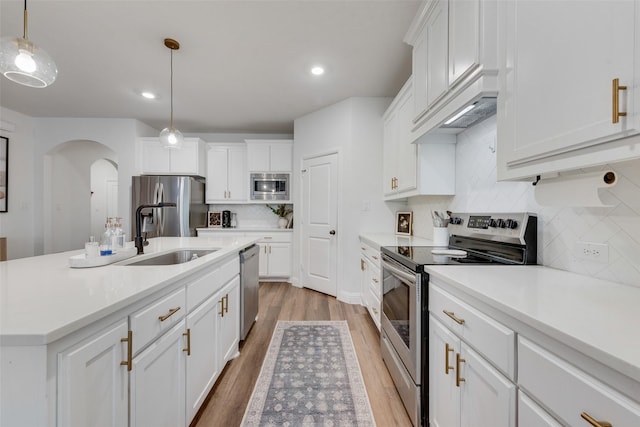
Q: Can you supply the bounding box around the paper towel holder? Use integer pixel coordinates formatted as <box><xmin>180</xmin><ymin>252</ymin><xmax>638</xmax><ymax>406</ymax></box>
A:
<box><xmin>532</xmin><ymin>172</ymin><xmax>615</xmax><ymax>186</ymax></box>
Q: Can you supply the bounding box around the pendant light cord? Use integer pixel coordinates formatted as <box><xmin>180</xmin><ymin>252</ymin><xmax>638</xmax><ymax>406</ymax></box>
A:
<box><xmin>23</xmin><ymin>0</ymin><xmax>28</xmax><ymax>40</ymax></box>
<box><xmin>170</xmin><ymin>47</ymin><xmax>174</xmax><ymax>129</ymax></box>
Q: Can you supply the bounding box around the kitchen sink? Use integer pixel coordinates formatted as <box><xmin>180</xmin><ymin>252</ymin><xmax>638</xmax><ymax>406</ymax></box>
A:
<box><xmin>121</xmin><ymin>249</ymin><xmax>217</xmax><ymax>266</ymax></box>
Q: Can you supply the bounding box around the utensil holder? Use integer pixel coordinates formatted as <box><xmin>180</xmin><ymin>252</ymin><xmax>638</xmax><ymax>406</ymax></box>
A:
<box><xmin>433</xmin><ymin>227</ymin><xmax>449</xmax><ymax>246</ymax></box>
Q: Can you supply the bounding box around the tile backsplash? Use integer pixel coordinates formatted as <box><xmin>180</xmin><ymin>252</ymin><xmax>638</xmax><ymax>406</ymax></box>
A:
<box><xmin>206</xmin><ymin>204</ymin><xmax>292</xmax><ymax>229</ymax></box>
<box><xmin>408</xmin><ymin>116</ymin><xmax>640</xmax><ymax>288</ymax></box>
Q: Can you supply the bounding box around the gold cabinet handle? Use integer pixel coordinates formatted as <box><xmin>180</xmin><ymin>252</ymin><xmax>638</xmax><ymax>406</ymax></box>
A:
<box><xmin>455</xmin><ymin>353</ymin><xmax>466</xmax><ymax>387</ymax></box>
<box><xmin>158</xmin><ymin>306</ymin><xmax>181</xmax><ymax>322</ymax></box>
<box><xmin>372</xmin><ymin>255</ymin><xmax>378</xmax><ymax>260</ymax></box>
<box><xmin>581</xmin><ymin>412</ymin><xmax>612</xmax><ymax>427</ymax></box>
<box><xmin>372</xmin><ymin>278</ymin><xmax>379</xmax><ymax>283</ymax></box>
<box><xmin>445</xmin><ymin>343</ymin><xmax>454</xmax><ymax>375</ymax></box>
<box><xmin>612</xmin><ymin>78</ymin><xmax>627</xmax><ymax>123</ymax></box>
<box><xmin>361</xmin><ymin>247</ymin><xmax>366</xmax><ymax>251</ymax></box>
<box><xmin>372</xmin><ymin>307</ymin><xmax>378</xmax><ymax>314</ymax></box>
<box><xmin>224</xmin><ymin>294</ymin><xmax>229</xmax><ymax>314</ymax></box>
<box><xmin>120</xmin><ymin>330</ymin><xmax>133</xmax><ymax>372</ymax></box>
<box><xmin>219</xmin><ymin>298</ymin><xmax>224</xmax><ymax>317</ymax></box>
<box><xmin>360</xmin><ymin>259</ymin><xmax>365</xmax><ymax>271</ymax></box>
<box><xmin>183</xmin><ymin>328</ymin><xmax>191</xmax><ymax>356</ymax></box>
<box><xmin>443</xmin><ymin>310</ymin><xmax>465</xmax><ymax>325</ymax></box>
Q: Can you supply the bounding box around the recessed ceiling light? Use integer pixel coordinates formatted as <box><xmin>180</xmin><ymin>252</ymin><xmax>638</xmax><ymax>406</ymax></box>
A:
<box><xmin>141</xmin><ymin>91</ymin><xmax>156</xmax><ymax>99</ymax></box>
<box><xmin>311</xmin><ymin>66</ymin><xmax>325</xmax><ymax>76</ymax></box>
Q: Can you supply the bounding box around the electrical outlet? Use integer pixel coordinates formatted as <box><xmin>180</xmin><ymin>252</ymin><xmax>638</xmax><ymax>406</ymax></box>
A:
<box><xmin>575</xmin><ymin>242</ymin><xmax>609</xmax><ymax>263</ymax></box>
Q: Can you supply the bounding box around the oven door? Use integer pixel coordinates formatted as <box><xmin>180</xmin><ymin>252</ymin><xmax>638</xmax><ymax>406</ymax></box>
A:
<box><xmin>381</xmin><ymin>255</ymin><xmax>421</xmax><ymax>384</ymax></box>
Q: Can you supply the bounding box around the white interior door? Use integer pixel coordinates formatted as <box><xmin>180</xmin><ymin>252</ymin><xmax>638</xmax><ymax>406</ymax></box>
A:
<box><xmin>301</xmin><ymin>153</ymin><xmax>338</xmax><ymax>296</ymax></box>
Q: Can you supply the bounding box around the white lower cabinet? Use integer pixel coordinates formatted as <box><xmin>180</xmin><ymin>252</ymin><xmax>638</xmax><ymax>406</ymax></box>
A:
<box><xmin>185</xmin><ymin>293</ymin><xmax>220</xmax><ymax>422</ymax></box>
<box><xmin>217</xmin><ymin>276</ymin><xmax>240</xmax><ymax>364</ymax></box>
<box><xmin>359</xmin><ymin>240</ymin><xmax>382</xmax><ymax>330</ymax></box>
<box><xmin>429</xmin><ymin>283</ymin><xmax>516</xmax><ymax>427</ymax></box>
<box><xmin>55</xmin><ymin>254</ymin><xmax>241</xmax><ymax>427</ymax></box>
<box><xmin>131</xmin><ymin>319</ymin><xmax>187</xmax><ymax>427</ymax></box>
<box><xmin>518</xmin><ymin>336</ymin><xmax>640</xmax><ymax>427</ymax></box>
<box><xmin>518</xmin><ymin>391</ymin><xmax>562</xmax><ymax>427</ymax></box>
<box><xmin>57</xmin><ymin>319</ymin><xmax>129</xmax><ymax>427</ymax></box>
<box><xmin>429</xmin><ymin>315</ymin><xmax>516</xmax><ymax>427</ymax></box>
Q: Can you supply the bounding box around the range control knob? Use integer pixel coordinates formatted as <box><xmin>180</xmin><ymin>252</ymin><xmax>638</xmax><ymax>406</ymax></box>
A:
<box><xmin>450</xmin><ymin>217</ymin><xmax>463</xmax><ymax>225</ymax></box>
<box><xmin>496</xmin><ymin>219</ymin><xmax>506</xmax><ymax>228</ymax></box>
<box><xmin>505</xmin><ymin>219</ymin><xmax>518</xmax><ymax>229</ymax></box>
<box><xmin>489</xmin><ymin>219</ymin><xmax>498</xmax><ymax>228</ymax></box>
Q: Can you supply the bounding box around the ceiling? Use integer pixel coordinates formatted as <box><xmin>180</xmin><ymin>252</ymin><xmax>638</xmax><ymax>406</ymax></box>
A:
<box><xmin>0</xmin><ymin>0</ymin><xmax>420</xmax><ymax>134</ymax></box>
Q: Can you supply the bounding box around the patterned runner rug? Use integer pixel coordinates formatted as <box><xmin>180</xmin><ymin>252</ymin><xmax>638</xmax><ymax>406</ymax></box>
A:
<box><xmin>241</xmin><ymin>320</ymin><xmax>377</xmax><ymax>426</ymax></box>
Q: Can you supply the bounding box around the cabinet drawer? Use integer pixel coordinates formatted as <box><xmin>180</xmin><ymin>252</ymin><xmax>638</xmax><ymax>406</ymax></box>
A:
<box><xmin>368</xmin><ymin>263</ymin><xmax>381</xmax><ymax>300</ymax></box>
<box><xmin>186</xmin><ymin>257</ymin><xmax>239</xmax><ymax>311</ymax></box>
<box><xmin>246</xmin><ymin>232</ymin><xmax>292</xmax><ymax>243</ymax></box>
<box><xmin>429</xmin><ymin>284</ymin><xmax>515</xmax><ymax>379</ymax></box>
<box><xmin>365</xmin><ymin>287</ymin><xmax>381</xmax><ymax>330</ymax></box>
<box><xmin>131</xmin><ymin>288</ymin><xmax>186</xmax><ymax>354</ymax></box>
<box><xmin>359</xmin><ymin>242</ymin><xmax>381</xmax><ymax>267</ymax></box>
<box><xmin>519</xmin><ymin>337</ymin><xmax>640</xmax><ymax>427</ymax></box>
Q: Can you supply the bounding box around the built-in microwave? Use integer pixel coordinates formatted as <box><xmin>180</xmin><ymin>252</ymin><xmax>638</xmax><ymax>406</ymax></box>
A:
<box><xmin>250</xmin><ymin>173</ymin><xmax>290</xmax><ymax>201</ymax></box>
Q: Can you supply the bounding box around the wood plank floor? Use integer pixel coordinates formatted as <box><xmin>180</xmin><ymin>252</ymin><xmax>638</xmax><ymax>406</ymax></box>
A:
<box><xmin>192</xmin><ymin>282</ymin><xmax>413</xmax><ymax>427</ymax></box>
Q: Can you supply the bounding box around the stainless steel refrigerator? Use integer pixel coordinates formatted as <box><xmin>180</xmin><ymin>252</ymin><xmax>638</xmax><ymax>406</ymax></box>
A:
<box><xmin>131</xmin><ymin>175</ymin><xmax>207</xmax><ymax>239</ymax></box>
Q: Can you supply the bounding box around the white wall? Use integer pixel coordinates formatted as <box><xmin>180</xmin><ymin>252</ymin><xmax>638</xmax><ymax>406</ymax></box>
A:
<box><xmin>293</xmin><ymin>97</ymin><xmax>396</xmax><ymax>302</ymax></box>
<box><xmin>409</xmin><ymin>116</ymin><xmax>640</xmax><ymax>288</ymax></box>
<box><xmin>0</xmin><ymin>108</ymin><xmax>36</xmax><ymax>259</ymax></box>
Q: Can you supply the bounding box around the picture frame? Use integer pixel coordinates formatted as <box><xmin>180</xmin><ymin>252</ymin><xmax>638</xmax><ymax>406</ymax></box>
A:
<box><xmin>0</xmin><ymin>136</ymin><xmax>7</xmax><ymax>213</ymax></box>
<box><xmin>208</xmin><ymin>211</ymin><xmax>222</xmax><ymax>228</ymax></box>
<box><xmin>395</xmin><ymin>211</ymin><xmax>413</xmax><ymax>236</ymax></box>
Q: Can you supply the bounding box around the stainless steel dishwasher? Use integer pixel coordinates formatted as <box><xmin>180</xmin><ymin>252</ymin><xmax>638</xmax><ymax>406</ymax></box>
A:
<box><xmin>239</xmin><ymin>244</ymin><xmax>259</xmax><ymax>340</ymax></box>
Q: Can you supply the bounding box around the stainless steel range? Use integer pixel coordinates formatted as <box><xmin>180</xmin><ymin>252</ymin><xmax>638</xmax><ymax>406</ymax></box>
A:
<box><xmin>380</xmin><ymin>212</ymin><xmax>537</xmax><ymax>426</ymax></box>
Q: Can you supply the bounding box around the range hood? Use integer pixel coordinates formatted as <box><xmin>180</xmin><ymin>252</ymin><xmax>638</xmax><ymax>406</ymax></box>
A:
<box><xmin>440</xmin><ymin>97</ymin><xmax>496</xmax><ymax>129</ymax></box>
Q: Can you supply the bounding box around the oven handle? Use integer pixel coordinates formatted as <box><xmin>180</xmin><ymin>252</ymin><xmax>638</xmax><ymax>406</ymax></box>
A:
<box><xmin>382</xmin><ymin>259</ymin><xmax>417</xmax><ymax>285</ymax></box>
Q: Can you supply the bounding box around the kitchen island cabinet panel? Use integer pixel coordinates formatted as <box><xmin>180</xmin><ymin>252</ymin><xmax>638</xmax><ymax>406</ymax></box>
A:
<box><xmin>130</xmin><ymin>319</ymin><xmax>187</xmax><ymax>427</ymax></box>
<box><xmin>497</xmin><ymin>0</ymin><xmax>640</xmax><ymax>179</ymax></box>
<box><xmin>57</xmin><ymin>319</ymin><xmax>128</xmax><ymax>427</ymax></box>
<box><xmin>185</xmin><ymin>292</ymin><xmax>220</xmax><ymax>422</ymax></box>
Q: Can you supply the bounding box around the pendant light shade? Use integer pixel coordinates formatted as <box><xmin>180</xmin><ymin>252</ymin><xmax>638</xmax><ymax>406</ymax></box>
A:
<box><xmin>159</xmin><ymin>38</ymin><xmax>183</xmax><ymax>149</ymax></box>
<box><xmin>0</xmin><ymin>1</ymin><xmax>57</xmax><ymax>88</ymax></box>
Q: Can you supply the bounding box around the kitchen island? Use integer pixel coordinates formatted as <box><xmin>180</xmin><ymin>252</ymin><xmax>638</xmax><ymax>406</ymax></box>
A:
<box><xmin>0</xmin><ymin>236</ymin><xmax>258</xmax><ymax>427</ymax></box>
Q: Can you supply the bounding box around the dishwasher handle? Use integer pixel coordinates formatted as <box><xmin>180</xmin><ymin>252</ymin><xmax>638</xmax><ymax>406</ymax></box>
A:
<box><xmin>240</xmin><ymin>244</ymin><xmax>259</xmax><ymax>262</ymax></box>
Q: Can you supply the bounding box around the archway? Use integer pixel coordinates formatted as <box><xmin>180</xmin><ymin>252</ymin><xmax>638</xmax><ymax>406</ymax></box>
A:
<box><xmin>44</xmin><ymin>140</ymin><xmax>118</xmax><ymax>253</ymax></box>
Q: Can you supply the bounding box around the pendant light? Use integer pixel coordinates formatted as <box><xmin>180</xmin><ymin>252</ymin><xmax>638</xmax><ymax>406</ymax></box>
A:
<box><xmin>159</xmin><ymin>38</ymin><xmax>183</xmax><ymax>149</ymax></box>
<box><xmin>0</xmin><ymin>0</ymin><xmax>57</xmax><ymax>88</ymax></box>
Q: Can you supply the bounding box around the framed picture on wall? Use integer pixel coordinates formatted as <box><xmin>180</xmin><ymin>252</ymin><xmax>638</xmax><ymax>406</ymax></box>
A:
<box><xmin>0</xmin><ymin>136</ymin><xmax>7</xmax><ymax>213</ymax></box>
<box><xmin>208</xmin><ymin>211</ymin><xmax>222</xmax><ymax>228</ymax></box>
<box><xmin>395</xmin><ymin>211</ymin><xmax>413</xmax><ymax>236</ymax></box>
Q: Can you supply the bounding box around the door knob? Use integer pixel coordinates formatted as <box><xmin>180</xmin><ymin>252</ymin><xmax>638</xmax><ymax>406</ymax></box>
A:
<box><xmin>329</xmin><ymin>230</ymin><xmax>336</xmax><ymax>235</ymax></box>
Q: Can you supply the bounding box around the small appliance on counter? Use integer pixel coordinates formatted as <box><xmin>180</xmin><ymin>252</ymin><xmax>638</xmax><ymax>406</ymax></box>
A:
<box><xmin>380</xmin><ymin>212</ymin><xmax>537</xmax><ymax>426</ymax></box>
<box><xmin>222</xmin><ymin>210</ymin><xmax>231</xmax><ymax>228</ymax></box>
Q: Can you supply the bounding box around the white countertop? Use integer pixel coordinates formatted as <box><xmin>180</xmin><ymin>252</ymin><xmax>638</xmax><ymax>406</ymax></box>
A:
<box><xmin>196</xmin><ymin>227</ymin><xmax>292</xmax><ymax>233</ymax></box>
<box><xmin>0</xmin><ymin>236</ymin><xmax>258</xmax><ymax>346</ymax></box>
<box><xmin>426</xmin><ymin>265</ymin><xmax>640</xmax><ymax>384</ymax></box>
<box><xmin>359</xmin><ymin>232</ymin><xmax>434</xmax><ymax>249</ymax></box>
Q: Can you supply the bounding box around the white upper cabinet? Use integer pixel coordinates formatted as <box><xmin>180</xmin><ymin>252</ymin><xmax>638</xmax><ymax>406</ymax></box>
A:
<box><xmin>383</xmin><ymin>78</ymin><xmax>456</xmax><ymax>200</ymax></box>
<box><xmin>138</xmin><ymin>137</ymin><xmax>206</xmax><ymax>176</ymax></box>
<box><xmin>245</xmin><ymin>140</ymin><xmax>293</xmax><ymax>172</ymax></box>
<box><xmin>406</xmin><ymin>0</ymin><xmax>498</xmax><ymax>138</ymax></box>
<box><xmin>497</xmin><ymin>0</ymin><xmax>640</xmax><ymax>180</ymax></box>
<box><xmin>205</xmin><ymin>144</ymin><xmax>247</xmax><ymax>203</ymax></box>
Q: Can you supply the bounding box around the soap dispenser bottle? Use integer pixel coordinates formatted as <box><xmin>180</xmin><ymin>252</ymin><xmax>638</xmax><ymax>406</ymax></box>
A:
<box><xmin>100</xmin><ymin>219</ymin><xmax>113</xmax><ymax>256</ymax></box>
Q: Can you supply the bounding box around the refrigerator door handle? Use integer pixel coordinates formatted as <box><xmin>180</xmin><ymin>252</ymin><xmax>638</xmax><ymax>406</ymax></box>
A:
<box><xmin>157</xmin><ymin>183</ymin><xmax>164</xmax><ymax>235</ymax></box>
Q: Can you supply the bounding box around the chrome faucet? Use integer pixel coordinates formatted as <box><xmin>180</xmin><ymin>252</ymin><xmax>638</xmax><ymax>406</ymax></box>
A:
<box><xmin>134</xmin><ymin>203</ymin><xmax>177</xmax><ymax>254</ymax></box>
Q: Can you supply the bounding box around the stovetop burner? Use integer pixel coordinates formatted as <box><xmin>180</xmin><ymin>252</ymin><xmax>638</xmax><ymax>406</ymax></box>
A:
<box><xmin>381</xmin><ymin>212</ymin><xmax>538</xmax><ymax>272</ymax></box>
